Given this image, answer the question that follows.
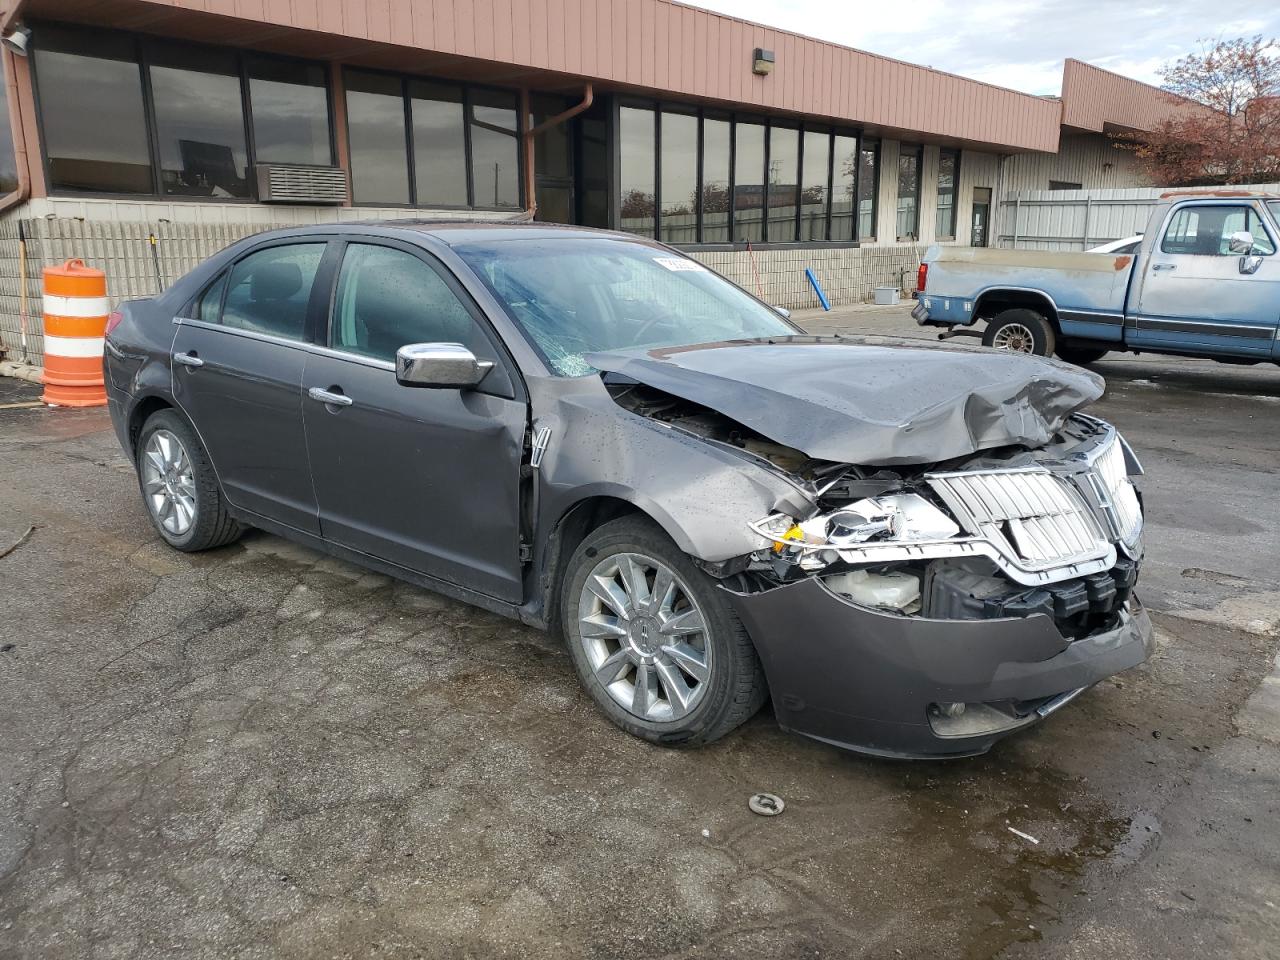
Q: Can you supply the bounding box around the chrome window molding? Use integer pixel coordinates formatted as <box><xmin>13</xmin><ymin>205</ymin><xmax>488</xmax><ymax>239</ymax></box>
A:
<box><xmin>172</xmin><ymin>316</ymin><xmax>396</xmax><ymax>371</ymax></box>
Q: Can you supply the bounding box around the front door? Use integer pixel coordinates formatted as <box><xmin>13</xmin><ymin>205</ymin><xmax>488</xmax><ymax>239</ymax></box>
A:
<box><xmin>301</xmin><ymin>240</ymin><xmax>527</xmax><ymax>603</ymax></box>
<box><xmin>1130</xmin><ymin>201</ymin><xmax>1280</xmax><ymax>358</ymax></box>
<box><xmin>171</xmin><ymin>240</ymin><xmax>329</xmax><ymax>534</ymax></box>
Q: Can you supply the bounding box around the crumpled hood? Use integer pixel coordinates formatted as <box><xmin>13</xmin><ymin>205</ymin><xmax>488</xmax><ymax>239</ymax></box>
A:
<box><xmin>587</xmin><ymin>337</ymin><xmax>1104</xmax><ymax>466</ymax></box>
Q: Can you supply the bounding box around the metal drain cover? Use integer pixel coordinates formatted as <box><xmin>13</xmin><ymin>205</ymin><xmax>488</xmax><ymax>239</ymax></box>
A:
<box><xmin>748</xmin><ymin>792</ymin><xmax>785</xmax><ymax>816</ymax></box>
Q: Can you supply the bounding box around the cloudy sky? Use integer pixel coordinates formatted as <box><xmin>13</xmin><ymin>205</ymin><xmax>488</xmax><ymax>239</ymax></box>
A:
<box><xmin>686</xmin><ymin>1</ymin><xmax>1280</xmax><ymax>95</ymax></box>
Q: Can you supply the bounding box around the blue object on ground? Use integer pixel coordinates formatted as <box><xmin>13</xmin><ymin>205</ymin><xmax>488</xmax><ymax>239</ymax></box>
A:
<box><xmin>805</xmin><ymin>268</ymin><xmax>831</xmax><ymax>311</ymax></box>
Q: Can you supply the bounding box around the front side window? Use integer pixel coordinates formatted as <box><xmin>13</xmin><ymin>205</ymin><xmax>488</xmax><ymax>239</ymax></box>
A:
<box><xmin>1161</xmin><ymin>205</ymin><xmax>1276</xmax><ymax>256</ymax></box>
<box><xmin>149</xmin><ymin>43</ymin><xmax>250</xmax><ymax>199</ymax></box>
<box><xmin>330</xmin><ymin>245</ymin><xmax>491</xmax><ymax>362</ymax></box>
<box><xmin>896</xmin><ymin>145</ymin><xmax>921</xmax><ymax>241</ymax></box>
<box><xmin>456</xmin><ymin>237</ymin><xmax>795</xmax><ymax>376</ymax></box>
<box><xmin>936</xmin><ymin>149</ymin><xmax>958</xmax><ymax>240</ymax></box>
<box><xmin>221</xmin><ymin>243</ymin><xmax>325</xmax><ymax>340</ymax></box>
<box><xmin>34</xmin><ymin>28</ymin><xmax>152</xmax><ymax>193</ymax></box>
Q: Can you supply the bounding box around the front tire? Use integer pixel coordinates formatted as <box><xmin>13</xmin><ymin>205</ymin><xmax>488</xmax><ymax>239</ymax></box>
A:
<box><xmin>136</xmin><ymin>409</ymin><xmax>243</xmax><ymax>552</ymax></box>
<box><xmin>983</xmin><ymin>308</ymin><xmax>1056</xmax><ymax>357</ymax></box>
<box><xmin>560</xmin><ymin>516</ymin><xmax>767</xmax><ymax>747</ymax></box>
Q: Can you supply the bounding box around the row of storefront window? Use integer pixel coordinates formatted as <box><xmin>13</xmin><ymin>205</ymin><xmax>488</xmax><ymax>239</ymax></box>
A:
<box><xmin>24</xmin><ymin>21</ymin><xmax>961</xmax><ymax>244</ymax></box>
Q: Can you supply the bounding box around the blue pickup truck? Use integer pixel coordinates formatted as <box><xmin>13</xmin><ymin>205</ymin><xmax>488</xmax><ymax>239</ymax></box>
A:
<box><xmin>912</xmin><ymin>192</ymin><xmax>1280</xmax><ymax>365</ymax></box>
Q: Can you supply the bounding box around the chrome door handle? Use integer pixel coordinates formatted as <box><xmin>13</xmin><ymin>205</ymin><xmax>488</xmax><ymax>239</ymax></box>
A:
<box><xmin>307</xmin><ymin>386</ymin><xmax>353</xmax><ymax>407</ymax></box>
<box><xmin>173</xmin><ymin>352</ymin><xmax>204</xmax><ymax>368</ymax></box>
<box><xmin>1151</xmin><ymin>263</ymin><xmax>1176</xmax><ymax>272</ymax></box>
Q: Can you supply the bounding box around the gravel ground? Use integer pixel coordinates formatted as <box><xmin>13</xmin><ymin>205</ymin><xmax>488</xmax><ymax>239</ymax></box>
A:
<box><xmin>1</xmin><ymin>321</ymin><xmax>1278</xmax><ymax>959</ymax></box>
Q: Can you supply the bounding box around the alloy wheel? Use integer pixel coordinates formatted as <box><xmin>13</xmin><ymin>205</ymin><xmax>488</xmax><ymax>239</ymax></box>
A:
<box><xmin>577</xmin><ymin>552</ymin><xmax>712</xmax><ymax>723</ymax></box>
<box><xmin>141</xmin><ymin>429</ymin><xmax>197</xmax><ymax>536</ymax></box>
<box><xmin>991</xmin><ymin>322</ymin><xmax>1037</xmax><ymax>353</ymax></box>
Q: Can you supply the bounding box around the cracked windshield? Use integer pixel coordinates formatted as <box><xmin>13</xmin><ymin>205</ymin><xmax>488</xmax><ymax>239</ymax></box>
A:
<box><xmin>456</xmin><ymin>237</ymin><xmax>795</xmax><ymax>375</ymax></box>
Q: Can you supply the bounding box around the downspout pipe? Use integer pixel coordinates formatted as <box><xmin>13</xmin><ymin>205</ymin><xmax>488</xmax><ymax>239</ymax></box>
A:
<box><xmin>0</xmin><ymin>46</ymin><xmax>31</xmax><ymax>216</ymax></box>
<box><xmin>521</xmin><ymin>83</ymin><xmax>594</xmax><ymax>221</ymax></box>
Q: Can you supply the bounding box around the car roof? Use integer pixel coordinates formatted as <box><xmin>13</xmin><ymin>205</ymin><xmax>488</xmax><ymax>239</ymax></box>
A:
<box><xmin>251</xmin><ymin>219</ymin><xmax>650</xmax><ymax>247</ymax></box>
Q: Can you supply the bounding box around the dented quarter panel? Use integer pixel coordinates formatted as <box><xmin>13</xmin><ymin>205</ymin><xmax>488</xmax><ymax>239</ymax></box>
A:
<box><xmin>586</xmin><ymin>338</ymin><xmax>1104</xmax><ymax>466</ymax></box>
<box><xmin>526</xmin><ymin>376</ymin><xmax>812</xmax><ymax>563</ymax></box>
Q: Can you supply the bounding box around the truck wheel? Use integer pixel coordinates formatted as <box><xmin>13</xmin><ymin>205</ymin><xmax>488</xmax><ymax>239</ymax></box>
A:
<box><xmin>1055</xmin><ymin>343</ymin><xmax>1109</xmax><ymax>365</ymax></box>
<box><xmin>983</xmin><ymin>309</ymin><xmax>1056</xmax><ymax>357</ymax></box>
<box><xmin>560</xmin><ymin>516</ymin><xmax>768</xmax><ymax>747</ymax></box>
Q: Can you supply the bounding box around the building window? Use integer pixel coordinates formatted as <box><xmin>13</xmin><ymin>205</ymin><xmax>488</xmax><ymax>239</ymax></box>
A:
<box><xmin>701</xmin><ymin>116</ymin><xmax>732</xmax><ymax>242</ymax></box>
<box><xmin>733</xmin><ymin>120</ymin><xmax>766</xmax><ymax>242</ymax></box>
<box><xmin>0</xmin><ymin>42</ymin><xmax>20</xmax><ymax>193</ymax></box>
<box><xmin>896</xmin><ymin>144</ymin><xmax>922</xmax><ymax>241</ymax></box>
<box><xmin>469</xmin><ymin>89</ymin><xmax>521</xmax><ymax>209</ymax></box>
<box><xmin>799</xmin><ymin>129</ymin><xmax>831</xmax><ymax>241</ymax></box>
<box><xmin>615</xmin><ymin>100</ymin><xmax>870</xmax><ymax>246</ymax></box>
<box><xmin>412</xmin><ymin>81</ymin><xmax>468</xmax><ymax>207</ymax></box>
<box><xmin>767</xmin><ymin>125</ymin><xmax>799</xmax><ymax>243</ymax></box>
<box><xmin>660</xmin><ymin>110</ymin><xmax>698</xmax><ymax>243</ymax></box>
<box><xmin>33</xmin><ymin>27</ymin><xmax>152</xmax><ymax>194</ymax></box>
<box><xmin>32</xmin><ymin>24</ymin><xmax>336</xmax><ymax>199</ymax></box>
<box><xmin>344</xmin><ymin>69</ymin><xmax>522</xmax><ymax>210</ymax></box>
<box><xmin>935</xmin><ymin>148</ymin><xmax>959</xmax><ymax>241</ymax></box>
<box><xmin>345</xmin><ymin>71</ymin><xmax>411</xmax><ymax>205</ymax></box>
<box><xmin>857</xmin><ymin>139</ymin><xmax>879</xmax><ymax>241</ymax></box>
<box><xmin>246</xmin><ymin>57</ymin><xmax>333</xmax><ymax>167</ymax></box>
<box><xmin>149</xmin><ymin>42</ymin><xmax>250</xmax><ymax>199</ymax></box>
<box><xmin>619</xmin><ymin>105</ymin><xmax>656</xmax><ymax>236</ymax></box>
<box><xmin>1049</xmin><ymin>180</ymin><xmax>1083</xmax><ymax>191</ymax></box>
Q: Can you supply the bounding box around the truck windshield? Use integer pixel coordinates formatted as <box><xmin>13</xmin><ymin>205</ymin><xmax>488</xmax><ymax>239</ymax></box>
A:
<box><xmin>454</xmin><ymin>237</ymin><xmax>796</xmax><ymax>376</ymax></box>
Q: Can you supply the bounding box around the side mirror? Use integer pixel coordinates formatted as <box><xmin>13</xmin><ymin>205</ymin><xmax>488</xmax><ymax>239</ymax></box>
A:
<box><xmin>1227</xmin><ymin>231</ymin><xmax>1255</xmax><ymax>255</ymax></box>
<box><xmin>773</xmin><ymin>305</ymin><xmax>792</xmax><ymax>319</ymax></box>
<box><xmin>396</xmin><ymin>342</ymin><xmax>493</xmax><ymax>389</ymax></box>
<box><xmin>1239</xmin><ymin>255</ymin><xmax>1264</xmax><ymax>276</ymax></box>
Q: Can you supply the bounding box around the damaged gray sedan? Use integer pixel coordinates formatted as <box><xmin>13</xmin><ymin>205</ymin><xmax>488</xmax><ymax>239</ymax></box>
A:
<box><xmin>105</xmin><ymin>223</ymin><xmax>1152</xmax><ymax>759</ymax></box>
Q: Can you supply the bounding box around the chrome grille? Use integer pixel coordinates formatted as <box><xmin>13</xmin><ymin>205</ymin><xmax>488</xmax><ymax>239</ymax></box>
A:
<box><xmin>927</xmin><ymin>469</ymin><xmax>1108</xmax><ymax>570</ymax></box>
<box><xmin>1082</xmin><ymin>435</ymin><xmax>1143</xmax><ymax>546</ymax></box>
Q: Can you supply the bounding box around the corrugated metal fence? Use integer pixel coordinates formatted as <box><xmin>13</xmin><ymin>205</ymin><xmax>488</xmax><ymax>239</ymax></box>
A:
<box><xmin>997</xmin><ymin>183</ymin><xmax>1280</xmax><ymax>251</ymax></box>
<box><xmin>0</xmin><ymin>219</ymin><xmax>265</xmax><ymax>365</ymax></box>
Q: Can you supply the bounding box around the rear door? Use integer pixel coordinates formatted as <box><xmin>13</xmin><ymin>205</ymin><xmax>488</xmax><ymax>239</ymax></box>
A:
<box><xmin>1130</xmin><ymin>201</ymin><xmax>1280</xmax><ymax>358</ymax></box>
<box><xmin>171</xmin><ymin>239</ymin><xmax>329</xmax><ymax>534</ymax></box>
<box><xmin>301</xmin><ymin>239</ymin><xmax>528</xmax><ymax>603</ymax></box>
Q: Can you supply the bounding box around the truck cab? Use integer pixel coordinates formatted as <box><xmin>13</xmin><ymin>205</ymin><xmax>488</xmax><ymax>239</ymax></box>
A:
<box><xmin>913</xmin><ymin>192</ymin><xmax>1280</xmax><ymax>366</ymax></box>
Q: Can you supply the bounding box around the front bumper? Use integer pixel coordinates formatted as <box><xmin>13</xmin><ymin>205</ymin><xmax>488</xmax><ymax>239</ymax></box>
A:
<box><xmin>726</xmin><ymin>578</ymin><xmax>1153</xmax><ymax>759</ymax></box>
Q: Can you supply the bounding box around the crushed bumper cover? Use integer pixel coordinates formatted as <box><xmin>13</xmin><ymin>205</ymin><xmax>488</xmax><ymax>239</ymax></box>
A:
<box><xmin>725</xmin><ymin>578</ymin><xmax>1153</xmax><ymax>759</ymax></box>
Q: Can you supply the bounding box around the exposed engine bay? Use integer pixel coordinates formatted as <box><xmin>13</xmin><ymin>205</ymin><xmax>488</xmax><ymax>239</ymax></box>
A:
<box><xmin>609</xmin><ymin>378</ymin><xmax>1144</xmax><ymax>640</ymax></box>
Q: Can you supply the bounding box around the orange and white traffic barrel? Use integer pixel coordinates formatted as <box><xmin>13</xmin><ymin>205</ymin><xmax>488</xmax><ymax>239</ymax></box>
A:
<box><xmin>41</xmin><ymin>259</ymin><xmax>109</xmax><ymax>408</ymax></box>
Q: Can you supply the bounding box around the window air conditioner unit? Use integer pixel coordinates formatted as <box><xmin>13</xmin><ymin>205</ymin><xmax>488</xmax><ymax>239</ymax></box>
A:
<box><xmin>255</xmin><ymin>164</ymin><xmax>349</xmax><ymax>204</ymax></box>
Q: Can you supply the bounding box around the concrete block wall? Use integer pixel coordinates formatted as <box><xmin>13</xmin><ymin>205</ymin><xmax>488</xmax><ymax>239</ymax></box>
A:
<box><xmin>691</xmin><ymin>243</ymin><xmax>927</xmax><ymax>310</ymax></box>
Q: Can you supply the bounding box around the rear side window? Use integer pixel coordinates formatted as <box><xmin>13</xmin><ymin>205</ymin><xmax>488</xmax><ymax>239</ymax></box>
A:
<box><xmin>330</xmin><ymin>244</ymin><xmax>491</xmax><ymax>362</ymax></box>
<box><xmin>221</xmin><ymin>243</ymin><xmax>325</xmax><ymax>340</ymax></box>
<box><xmin>1161</xmin><ymin>205</ymin><xmax>1276</xmax><ymax>256</ymax></box>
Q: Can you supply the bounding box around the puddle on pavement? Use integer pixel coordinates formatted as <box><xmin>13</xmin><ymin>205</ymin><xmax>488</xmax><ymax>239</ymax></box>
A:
<box><xmin>885</xmin><ymin>759</ymin><xmax>1160</xmax><ymax>958</ymax></box>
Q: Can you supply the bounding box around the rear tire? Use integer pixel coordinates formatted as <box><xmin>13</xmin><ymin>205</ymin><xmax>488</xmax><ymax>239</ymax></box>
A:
<box><xmin>1055</xmin><ymin>343</ymin><xmax>1109</xmax><ymax>366</ymax></box>
<box><xmin>983</xmin><ymin>308</ymin><xmax>1056</xmax><ymax>357</ymax></box>
<box><xmin>560</xmin><ymin>516</ymin><xmax>767</xmax><ymax>747</ymax></box>
<box><xmin>136</xmin><ymin>410</ymin><xmax>243</xmax><ymax>552</ymax></box>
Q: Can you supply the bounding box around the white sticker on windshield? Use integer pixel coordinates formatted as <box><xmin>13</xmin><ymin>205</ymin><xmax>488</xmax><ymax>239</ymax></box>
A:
<box><xmin>653</xmin><ymin>257</ymin><xmax>707</xmax><ymax>272</ymax></box>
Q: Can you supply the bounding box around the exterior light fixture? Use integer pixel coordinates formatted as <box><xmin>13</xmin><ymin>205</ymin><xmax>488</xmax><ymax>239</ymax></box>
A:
<box><xmin>2</xmin><ymin>25</ymin><xmax>31</xmax><ymax>56</ymax></box>
<box><xmin>753</xmin><ymin>48</ymin><xmax>774</xmax><ymax>76</ymax></box>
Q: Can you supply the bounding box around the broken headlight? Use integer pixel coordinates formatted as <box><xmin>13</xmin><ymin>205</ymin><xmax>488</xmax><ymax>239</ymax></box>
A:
<box><xmin>750</xmin><ymin>493</ymin><xmax>960</xmax><ymax>570</ymax></box>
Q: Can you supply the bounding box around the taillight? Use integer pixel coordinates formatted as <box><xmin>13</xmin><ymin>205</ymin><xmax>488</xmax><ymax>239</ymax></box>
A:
<box><xmin>105</xmin><ymin>310</ymin><xmax>124</xmax><ymax>335</ymax></box>
<box><xmin>916</xmin><ymin>262</ymin><xmax>928</xmax><ymax>293</ymax></box>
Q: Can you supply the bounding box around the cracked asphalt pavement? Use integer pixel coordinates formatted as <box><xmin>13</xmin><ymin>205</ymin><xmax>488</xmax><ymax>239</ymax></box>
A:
<box><xmin>1</xmin><ymin>314</ymin><xmax>1278</xmax><ymax>959</ymax></box>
